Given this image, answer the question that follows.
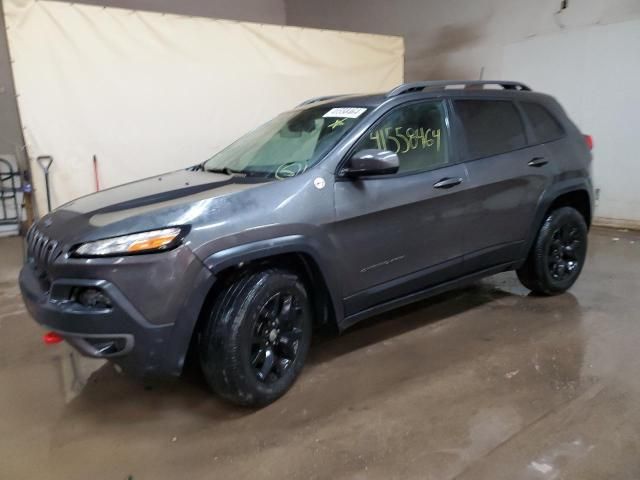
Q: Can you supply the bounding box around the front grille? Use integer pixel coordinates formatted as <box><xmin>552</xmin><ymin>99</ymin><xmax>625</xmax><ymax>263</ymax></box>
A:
<box><xmin>26</xmin><ymin>224</ymin><xmax>63</xmax><ymax>270</ymax></box>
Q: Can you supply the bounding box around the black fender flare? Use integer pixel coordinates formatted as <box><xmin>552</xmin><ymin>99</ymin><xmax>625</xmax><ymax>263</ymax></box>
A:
<box><xmin>202</xmin><ymin>234</ymin><xmax>345</xmax><ymax>328</ymax></box>
<box><xmin>162</xmin><ymin>257</ymin><xmax>216</xmax><ymax>376</ymax></box>
<box><xmin>519</xmin><ymin>179</ymin><xmax>594</xmax><ymax>264</ymax></box>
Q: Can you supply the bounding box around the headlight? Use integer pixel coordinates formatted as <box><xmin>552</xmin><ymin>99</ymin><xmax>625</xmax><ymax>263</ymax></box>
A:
<box><xmin>72</xmin><ymin>227</ymin><xmax>187</xmax><ymax>257</ymax></box>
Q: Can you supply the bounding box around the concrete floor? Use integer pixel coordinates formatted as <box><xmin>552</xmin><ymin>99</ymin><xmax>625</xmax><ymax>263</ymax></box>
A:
<box><xmin>1</xmin><ymin>228</ymin><xmax>639</xmax><ymax>479</ymax></box>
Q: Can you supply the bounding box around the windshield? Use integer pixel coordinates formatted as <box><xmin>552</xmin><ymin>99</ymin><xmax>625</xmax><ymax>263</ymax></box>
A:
<box><xmin>203</xmin><ymin>106</ymin><xmax>368</xmax><ymax>179</ymax></box>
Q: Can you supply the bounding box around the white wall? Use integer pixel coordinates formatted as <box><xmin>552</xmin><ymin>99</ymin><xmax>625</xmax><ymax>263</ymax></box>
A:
<box><xmin>287</xmin><ymin>0</ymin><xmax>640</xmax><ymax>225</ymax></box>
<box><xmin>501</xmin><ymin>20</ymin><xmax>640</xmax><ymax>223</ymax></box>
<box><xmin>286</xmin><ymin>0</ymin><xmax>640</xmax><ymax>80</ymax></box>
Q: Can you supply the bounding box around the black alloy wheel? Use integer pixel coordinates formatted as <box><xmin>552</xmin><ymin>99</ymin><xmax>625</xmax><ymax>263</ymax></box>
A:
<box><xmin>517</xmin><ymin>206</ymin><xmax>588</xmax><ymax>295</ymax></box>
<box><xmin>199</xmin><ymin>269</ymin><xmax>312</xmax><ymax>407</ymax></box>
<box><xmin>251</xmin><ymin>291</ymin><xmax>304</xmax><ymax>383</ymax></box>
<box><xmin>546</xmin><ymin>222</ymin><xmax>584</xmax><ymax>281</ymax></box>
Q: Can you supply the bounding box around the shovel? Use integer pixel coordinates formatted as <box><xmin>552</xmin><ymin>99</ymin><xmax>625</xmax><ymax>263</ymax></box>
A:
<box><xmin>36</xmin><ymin>155</ymin><xmax>54</xmax><ymax>213</ymax></box>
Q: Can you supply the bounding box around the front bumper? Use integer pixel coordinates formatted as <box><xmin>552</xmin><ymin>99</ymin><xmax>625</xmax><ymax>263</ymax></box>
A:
<box><xmin>19</xmin><ymin>246</ymin><xmax>215</xmax><ymax>378</ymax></box>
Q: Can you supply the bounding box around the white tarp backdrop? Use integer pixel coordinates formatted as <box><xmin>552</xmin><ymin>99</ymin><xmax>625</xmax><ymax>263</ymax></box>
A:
<box><xmin>3</xmin><ymin>0</ymin><xmax>404</xmax><ymax>213</ymax></box>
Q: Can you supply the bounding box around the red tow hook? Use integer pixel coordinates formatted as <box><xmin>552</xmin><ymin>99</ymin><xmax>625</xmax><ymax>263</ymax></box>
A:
<box><xmin>43</xmin><ymin>331</ymin><xmax>63</xmax><ymax>345</ymax></box>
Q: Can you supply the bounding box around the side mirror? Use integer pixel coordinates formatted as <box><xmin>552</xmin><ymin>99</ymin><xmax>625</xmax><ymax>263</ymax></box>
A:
<box><xmin>341</xmin><ymin>149</ymin><xmax>399</xmax><ymax>178</ymax></box>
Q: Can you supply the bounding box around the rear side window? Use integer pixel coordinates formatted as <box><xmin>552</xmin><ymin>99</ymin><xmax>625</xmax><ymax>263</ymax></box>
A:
<box><xmin>454</xmin><ymin>100</ymin><xmax>526</xmax><ymax>159</ymax></box>
<box><xmin>521</xmin><ymin>102</ymin><xmax>564</xmax><ymax>143</ymax></box>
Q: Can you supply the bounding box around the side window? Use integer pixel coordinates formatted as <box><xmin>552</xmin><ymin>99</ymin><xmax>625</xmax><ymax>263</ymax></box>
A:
<box><xmin>521</xmin><ymin>102</ymin><xmax>564</xmax><ymax>144</ymax></box>
<box><xmin>353</xmin><ymin>101</ymin><xmax>449</xmax><ymax>174</ymax></box>
<box><xmin>454</xmin><ymin>100</ymin><xmax>526</xmax><ymax>159</ymax></box>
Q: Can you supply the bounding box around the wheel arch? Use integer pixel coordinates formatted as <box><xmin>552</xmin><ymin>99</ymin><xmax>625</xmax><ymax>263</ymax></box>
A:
<box><xmin>519</xmin><ymin>182</ymin><xmax>593</xmax><ymax>267</ymax></box>
<box><xmin>207</xmin><ymin>250</ymin><xmax>340</xmax><ymax>330</ymax></box>
<box><xmin>545</xmin><ymin>189</ymin><xmax>592</xmax><ymax>227</ymax></box>
<box><xmin>180</xmin><ymin>237</ymin><xmax>344</xmax><ymax>373</ymax></box>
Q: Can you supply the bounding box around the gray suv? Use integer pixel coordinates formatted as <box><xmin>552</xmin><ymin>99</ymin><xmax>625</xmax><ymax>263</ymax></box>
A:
<box><xmin>20</xmin><ymin>80</ymin><xmax>594</xmax><ymax>406</ymax></box>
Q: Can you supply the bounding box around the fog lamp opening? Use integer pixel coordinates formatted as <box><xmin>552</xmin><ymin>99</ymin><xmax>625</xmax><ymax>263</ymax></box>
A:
<box><xmin>72</xmin><ymin>287</ymin><xmax>112</xmax><ymax>309</ymax></box>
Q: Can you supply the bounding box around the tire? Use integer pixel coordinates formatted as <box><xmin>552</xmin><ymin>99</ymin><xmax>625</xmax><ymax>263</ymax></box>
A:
<box><xmin>517</xmin><ymin>206</ymin><xmax>588</xmax><ymax>296</ymax></box>
<box><xmin>199</xmin><ymin>269</ymin><xmax>312</xmax><ymax>407</ymax></box>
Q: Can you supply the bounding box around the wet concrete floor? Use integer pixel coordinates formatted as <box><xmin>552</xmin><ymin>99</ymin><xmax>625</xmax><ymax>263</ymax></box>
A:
<box><xmin>1</xmin><ymin>227</ymin><xmax>639</xmax><ymax>479</ymax></box>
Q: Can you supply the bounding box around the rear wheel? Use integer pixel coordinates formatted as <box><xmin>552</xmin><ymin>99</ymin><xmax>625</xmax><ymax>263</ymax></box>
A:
<box><xmin>517</xmin><ymin>206</ymin><xmax>588</xmax><ymax>295</ymax></box>
<box><xmin>199</xmin><ymin>269</ymin><xmax>312</xmax><ymax>407</ymax></box>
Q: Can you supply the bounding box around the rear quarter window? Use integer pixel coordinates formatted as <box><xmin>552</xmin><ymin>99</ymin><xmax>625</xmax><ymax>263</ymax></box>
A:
<box><xmin>521</xmin><ymin>102</ymin><xmax>565</xmax><ymax>144</ymax></box>
<box><xmin>453</xmin><ymin>100</ymin><xmax>526</xmax><ymax>159</ymax></box>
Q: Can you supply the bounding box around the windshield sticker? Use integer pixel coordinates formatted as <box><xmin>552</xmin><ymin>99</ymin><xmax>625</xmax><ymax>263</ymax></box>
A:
<box><xmin>323</xmin><ymin>107</ymin><xmax>367</xmax><ymax>118</ymax></box>
<box><xmin>275</xmin><ymin>161</ymin><xmax>306</xmax><ymax>180</ymax></box>
<box><xmin>328</xmin><ymin>118</ymin><xmax>346</xmax><ymax>130</ymax></box>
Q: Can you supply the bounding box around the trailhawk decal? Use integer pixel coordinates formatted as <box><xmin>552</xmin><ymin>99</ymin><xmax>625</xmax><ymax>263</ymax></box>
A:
<box><xmin>360</xmin><ymin>255</ymin><xmax>406</xmax><ymax>273</ymax></box>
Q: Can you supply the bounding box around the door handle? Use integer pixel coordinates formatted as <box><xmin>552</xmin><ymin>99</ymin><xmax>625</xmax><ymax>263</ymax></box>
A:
<box><xmin>433</xmin><ymin>177</ymin><xmax>463</xmax><ymax>189</ymax></box>
<box><xmin>528</xmin><ymin>157</ymin><xmax>548</xmax><ymax>167</ymax></box>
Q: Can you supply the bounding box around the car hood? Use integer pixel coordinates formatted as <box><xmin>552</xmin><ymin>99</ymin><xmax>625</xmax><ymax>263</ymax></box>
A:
<box><xmin>38</xmin><ymin>169</ymin><xmax>270</xmax><ymax>245</ymax></box>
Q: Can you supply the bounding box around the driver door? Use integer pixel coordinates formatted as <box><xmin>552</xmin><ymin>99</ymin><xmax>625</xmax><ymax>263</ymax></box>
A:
<box><xmin>331</xmin><ymin>100</ymin><xmax>476</xmax><ymax>316</ymax></box>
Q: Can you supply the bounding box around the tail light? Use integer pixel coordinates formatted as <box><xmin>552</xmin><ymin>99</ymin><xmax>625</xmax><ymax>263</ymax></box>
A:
<box><xmin>584</xmin><ymin>134</ymin><xmax>594</xmax><ymax>151</ymax></box>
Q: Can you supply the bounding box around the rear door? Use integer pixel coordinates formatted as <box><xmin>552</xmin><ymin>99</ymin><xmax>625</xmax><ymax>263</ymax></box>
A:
<box><xmin>331</xmin><ymin>99</ymin><xmax>476</xmax><ymax>315</ymax></box>
<box><xmin>452</xmin><ymin>98</ymin><xmax>557</xmax><ymax>272</ymax></box>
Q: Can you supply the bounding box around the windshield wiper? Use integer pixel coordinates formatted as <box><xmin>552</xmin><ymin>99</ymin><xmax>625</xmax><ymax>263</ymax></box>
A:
<box><xmin>205</xmin><ymin>167</ymin><xmax>243</xmax><ymax>176</ymax></box>
<box><xmin>187</xmin><ymin>163</ymin><xmax>205</xmax><ymax>171</ymax></box>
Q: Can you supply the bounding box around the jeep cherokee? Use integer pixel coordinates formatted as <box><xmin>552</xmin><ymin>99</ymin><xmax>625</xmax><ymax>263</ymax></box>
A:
<box><xmin>20</xmin><ymin>80</ymin><xmax>594</xmax><ymax>406</ymax></box>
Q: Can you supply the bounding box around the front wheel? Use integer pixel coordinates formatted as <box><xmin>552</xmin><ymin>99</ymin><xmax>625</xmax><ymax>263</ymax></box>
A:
<box><xmin>199</xmin><ymin>269</ymin><xmax>312</xmax><ymax>407</ymax></box>
<box><xmin>517</xmin><ymin>206</ymin><xmax>588</xmax><ymax>295</ymax></box>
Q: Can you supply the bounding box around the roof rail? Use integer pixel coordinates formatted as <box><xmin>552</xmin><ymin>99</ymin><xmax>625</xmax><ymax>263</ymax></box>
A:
<box><xmin>386</xmin><ymin>80</ymin><xmax>531</xmax><ymax>97</ymax></box>
<box><xmin>297</xmin><ymin>94</ymin><xmax>350</xmax><ymax>107</ymax></box>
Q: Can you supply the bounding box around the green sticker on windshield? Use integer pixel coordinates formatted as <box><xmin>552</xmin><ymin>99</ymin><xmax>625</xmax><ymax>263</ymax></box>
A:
<box><xmin>328</xmin><ymin>118</ymin><xmax>346</xmax><ymax>130</ymax></box>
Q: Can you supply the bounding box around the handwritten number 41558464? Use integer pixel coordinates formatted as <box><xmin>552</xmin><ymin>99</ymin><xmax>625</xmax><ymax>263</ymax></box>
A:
<box><xmin>369</xmin><ymin>127</ymin><xmax>441</xmax><ymax>154</ymax></box>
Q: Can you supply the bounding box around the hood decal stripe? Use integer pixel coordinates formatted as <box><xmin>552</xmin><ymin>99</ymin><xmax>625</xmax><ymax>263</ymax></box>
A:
<box><xmin>89</xmin><ymin>176</ymin><xmax>268</xmax><ymax>215</ymax></box>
